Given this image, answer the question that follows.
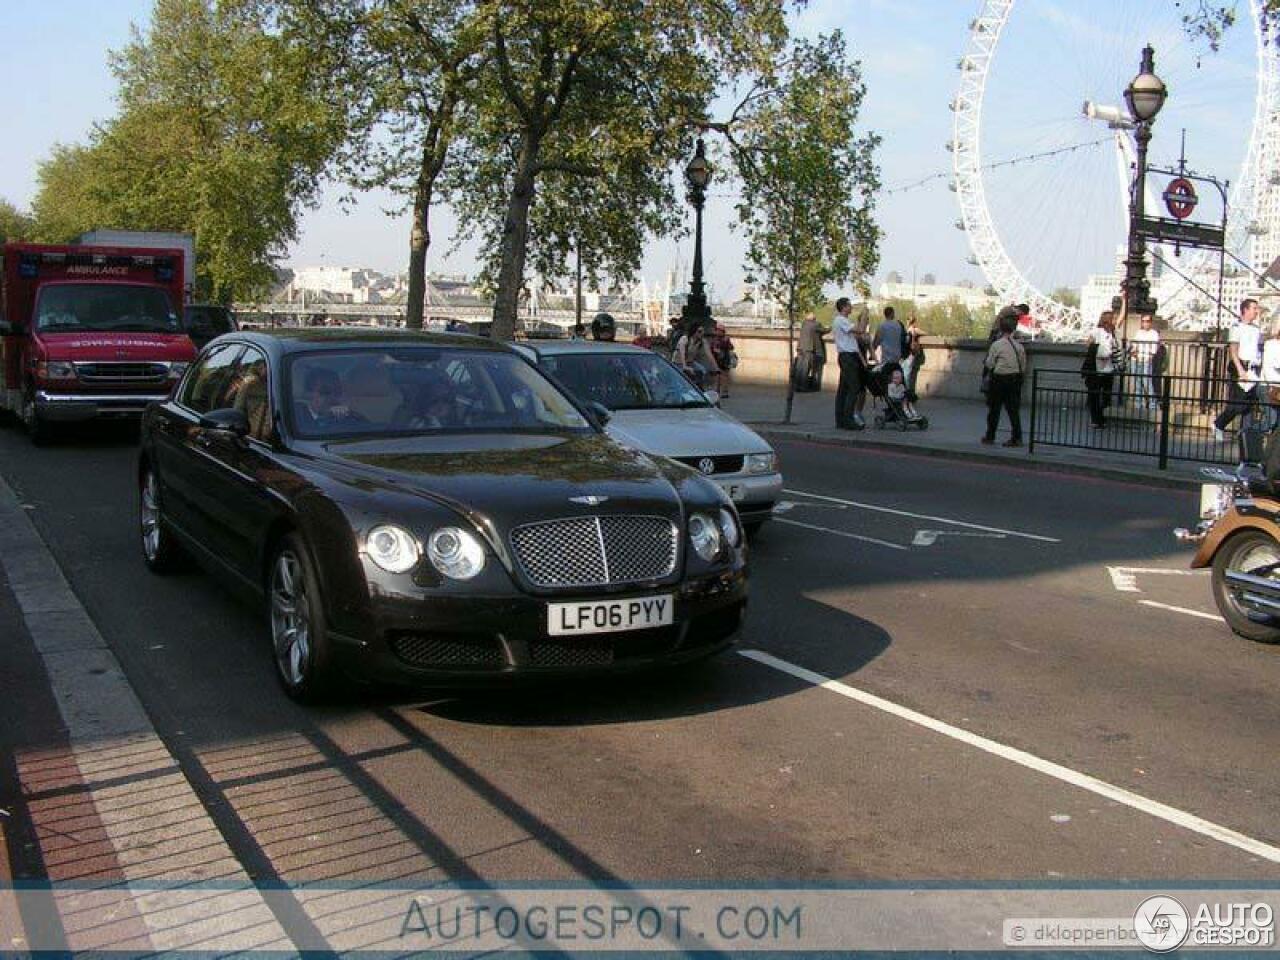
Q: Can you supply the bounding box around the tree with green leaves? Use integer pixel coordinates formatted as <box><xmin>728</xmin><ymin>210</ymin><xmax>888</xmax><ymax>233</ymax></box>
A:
<box><xmin>31</xmin><ymin>0</ymin><xmax>344</xmax><ymax>301</ymax></box>
<box><xmin>722</xmin><ymin>31</ymin><xmax>880</xmax><ymax>423</ymax></box>
<box><xmin>280</xmin><ymin>1</ymin><xmax>487</xmax><ymax>328</ymax></box>
<box><xmin>447</xmin><ymin>0</ymin><xmax>788</xmax><ymax>340</ymax></box>
<box><xmin>0</xmin><ymin>199</ymin><xmax>34</xmax><ymax>245</ymax></box>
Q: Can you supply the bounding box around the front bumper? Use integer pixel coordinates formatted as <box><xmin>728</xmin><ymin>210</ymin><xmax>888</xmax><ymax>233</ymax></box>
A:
<box><xmin>713</xmin><ymin>471</ymin><xmax>782</xmax><ymax>523</ymax></box>
<box><xmin>36</xmin><ymin>390</ymin><xmax>172</xmax><ymax>421</ymax></box>
<box><xmin>330</xmin><ymin>568</ymin><xmax>748</xmax><ymax>685</ymax></box>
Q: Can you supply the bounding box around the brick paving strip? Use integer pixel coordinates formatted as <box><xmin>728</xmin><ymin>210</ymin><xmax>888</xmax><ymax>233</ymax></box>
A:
<box><xmin>0</xmin><ymin>472</ymin><xmax>294</xmax><ymax>954</ymax></box>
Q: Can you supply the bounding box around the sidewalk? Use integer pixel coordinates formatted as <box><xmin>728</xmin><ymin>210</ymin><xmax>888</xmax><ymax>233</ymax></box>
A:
<box><xmin>721</xmin><ymin>383</ymin><xmax>1207</xmax><ymax>489</ymax></box>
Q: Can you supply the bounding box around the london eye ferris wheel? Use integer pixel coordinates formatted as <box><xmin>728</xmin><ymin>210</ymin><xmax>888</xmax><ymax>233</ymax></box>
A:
<box><xmin>951</xmin><ymin>0</ymin><xmax>1280</xmax><ymax>339</ymax></box>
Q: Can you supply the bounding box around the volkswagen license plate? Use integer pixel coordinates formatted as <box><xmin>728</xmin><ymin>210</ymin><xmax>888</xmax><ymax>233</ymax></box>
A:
<box><xmin>719</xmin><ymin>482</ymin><xmax>745</xmax><ymax>501</ymax></box>
<box><xmin>548</xmin><ymin>595</ymin><xmax>674</xmax><ymax>636</ymax></box>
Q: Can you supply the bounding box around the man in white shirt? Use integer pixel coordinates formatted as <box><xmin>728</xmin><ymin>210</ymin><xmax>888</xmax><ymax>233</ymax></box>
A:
<box><xmin>1129</xmin><ymin>314</ymin><xmax>1161</xmax><ymax>410</ymax></box>
<box><xmin>1214</xmin><ymin>298</ymin><xmax>1263</xmax><ymax>442</ymax></box>
<box><xmin>832</xmin><ymin>297</ymin><xmax>865</xmax><ymax>429</ymax></box>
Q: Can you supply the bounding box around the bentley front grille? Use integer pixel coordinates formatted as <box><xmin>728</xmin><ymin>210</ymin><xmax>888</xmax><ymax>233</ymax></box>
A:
<box><xmin>509</xmin><ymin>515</ymin><xmax>677</xmax><ymax>588</ymax></box>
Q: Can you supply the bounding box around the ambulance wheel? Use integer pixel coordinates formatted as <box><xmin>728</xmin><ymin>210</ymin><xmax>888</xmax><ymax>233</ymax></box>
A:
<box><xmin>21</xmin><ymin>388</ymin><xmax>49</xmax><ymax>446</ymax></box>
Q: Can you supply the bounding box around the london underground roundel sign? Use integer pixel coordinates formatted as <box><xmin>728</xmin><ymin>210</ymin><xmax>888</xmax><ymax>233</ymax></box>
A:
<box><xmin>1163</xmin><ymin>177</ymin><xmax>1198</xmax><ymax>221</ymax></box>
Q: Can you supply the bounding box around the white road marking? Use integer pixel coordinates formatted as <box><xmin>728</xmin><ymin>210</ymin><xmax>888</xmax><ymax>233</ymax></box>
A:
<box><xmin>1107</xmin><ymin>566</ymin><xmax>1207</xmax><ymax>593</ymax></box>
<box><xmin>1139</xmin><ymin>600</ymin><xmax>1222</xmax><ymax>622</ymax></box>
<box><xmin>911</xmin><ymin>529</ymin><xmax>1007</xmax><ymax>547</ymax></box>
<box><xmin>773</xmin><ymin>517</ymin><xmax>908</xmax><ymax>551</ymax></box>
<box><xmin>773</xmin><ymin>500</ymin><xmax>847</xmax><ymax>513</ymax></box>
<box><xmin>738</xmin><ymin>648</ymin><xmax>1280</xmax><ymax>864</ymax></box>
<box><xmin>783</xmin><ymin>488</ymin><xmax>1060</xmax><ymax>543</ymax></box>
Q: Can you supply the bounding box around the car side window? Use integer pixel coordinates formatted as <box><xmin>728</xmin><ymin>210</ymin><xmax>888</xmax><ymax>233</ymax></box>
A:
<box><xmin>218</xmin><ymin>347</ymin><xmax>272</xmax><ymax>441</ymax></box>
<box><xmin>181</xmin><ymin>345</ymin><xmax>244</xmax><ymax>415</ymax></box>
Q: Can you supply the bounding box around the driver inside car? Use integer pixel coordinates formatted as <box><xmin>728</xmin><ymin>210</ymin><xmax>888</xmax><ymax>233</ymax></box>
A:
<box><xmin>406</xmin><ymin>378</ymin><xmax>456</xmax><ymax>429</ymax></box>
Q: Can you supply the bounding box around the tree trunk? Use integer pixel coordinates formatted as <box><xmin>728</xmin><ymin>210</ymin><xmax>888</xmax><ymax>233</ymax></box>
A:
<box><xmin>784</xmin><ymin>284</ymin><xmax>797</xmax><ymax>424</ymax></box>
<box><xmin>491</xmin><ymin>137</ymin><xmax>540</xmax><ymax>341</ymax></box>
<box><xmin>405</xmin><ymin>173</ymin><xmax>432</xmax><ymax>331</ymax></box>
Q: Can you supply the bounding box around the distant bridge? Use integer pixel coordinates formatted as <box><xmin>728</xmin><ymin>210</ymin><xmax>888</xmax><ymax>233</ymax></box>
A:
<box><xmin>232</xmin><ymin>301</ymin><xmax>646</xmax><ymax>330</ymax></box>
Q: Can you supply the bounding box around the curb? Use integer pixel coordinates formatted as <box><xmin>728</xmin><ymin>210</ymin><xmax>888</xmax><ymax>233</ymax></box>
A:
<box><xmin>0</xmin><ymin>473</ymin><xmax>294</xmax><ymax>954</ymax></box>
<box><xmin>749</xmin><ymin>424</ymin><xmax>1203</xmax><ymax>491</ymax></box>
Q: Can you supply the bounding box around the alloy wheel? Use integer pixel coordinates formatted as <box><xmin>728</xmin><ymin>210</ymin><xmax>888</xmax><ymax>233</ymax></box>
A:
<box><xmin>140</xmin><ymin>472</ymin><xmax>161</xmax><ymax>561</ymax></box>
<box><xmin>270</xmin><ymin>551</ymin><xmax>311</xmax><ymax>687</ymax></box>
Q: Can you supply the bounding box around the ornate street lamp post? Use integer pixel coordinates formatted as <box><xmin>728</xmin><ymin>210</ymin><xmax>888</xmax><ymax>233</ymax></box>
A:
<box><xmin>1123</xmin><ymin>44</ymin><xmax>1168</xmax><ymax>319</ymax></box>
<box><xmin>680</xmin><ymin>137</ymin><xmax>714</xmax><ymax>334</ymax></box>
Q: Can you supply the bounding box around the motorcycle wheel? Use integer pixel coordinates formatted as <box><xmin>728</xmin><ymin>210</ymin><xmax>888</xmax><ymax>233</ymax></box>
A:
<box><xmin>1211</xmin><ymin>530</ymin><xmax>1280</xmax><ymax>644</ymax></box>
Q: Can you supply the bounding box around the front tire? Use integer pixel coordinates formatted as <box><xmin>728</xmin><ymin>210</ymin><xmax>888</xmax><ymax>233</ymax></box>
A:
<box><xmin>21</xmin><ymin>388</ymin><xmax>49</xmax><ymax>446</ymax></box>
<box><xmin>139</xmin><ymin>467</ymin><xmax>186</xmax><ymax>573</ymax></box>
<box><xmin>268</xmin><ymin>534</ymin><xmax>337</xmax><ymax>702</ymax></box>
<box><xmin>1211</xmin><ymin>530</ymin><xmax>1280</xmax><ymax>644</ymax></box>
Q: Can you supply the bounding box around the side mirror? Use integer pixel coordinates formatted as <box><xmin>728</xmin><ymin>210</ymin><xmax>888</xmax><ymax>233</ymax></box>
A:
<box><xmin>703</xmin><ymin>389</ymin><xmax>720</xmax><ymax>407</ymax></box>
<box><xmin>199</xmin><ymin>407</ymin><xmax>250</xmax><ymax>437</ymax></box>
<box><xmin>587</xmin><ymin>401</ymin><xmax>612</xmax><ymax>426</ymax></box>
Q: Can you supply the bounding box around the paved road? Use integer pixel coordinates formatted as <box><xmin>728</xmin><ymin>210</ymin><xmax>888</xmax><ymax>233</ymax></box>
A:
<box><xmin>1</xmin><ymin>422</ymin><xmax>1277</xmax><ymax>917</ymax></box>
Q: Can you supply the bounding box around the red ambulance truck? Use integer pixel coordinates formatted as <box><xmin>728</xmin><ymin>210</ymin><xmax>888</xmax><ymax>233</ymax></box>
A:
<box><xmin>0</xmin><ymin>243</ymin><xmax>196</xmax><ymax>443</ymax></box>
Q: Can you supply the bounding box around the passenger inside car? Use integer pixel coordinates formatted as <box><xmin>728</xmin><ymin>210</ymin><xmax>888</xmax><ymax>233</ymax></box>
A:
<box><xmin>294</xmin><ymin>367</ymin><xmax>366</xmax><ymax>431</ymax></box>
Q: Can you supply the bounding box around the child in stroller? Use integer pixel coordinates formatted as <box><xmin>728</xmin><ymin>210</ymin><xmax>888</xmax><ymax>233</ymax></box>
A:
<box><xmin>868</xmin><ymin>363</ymin><xmax>928</xmax><ymax>430</ymax></box>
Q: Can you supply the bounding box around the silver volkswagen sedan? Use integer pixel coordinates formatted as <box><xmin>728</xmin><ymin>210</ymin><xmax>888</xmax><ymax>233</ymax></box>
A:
<box><xmin>513</xmin><ymin>340</ymin><xmax>781</xmax><ymax>533</ymax></box>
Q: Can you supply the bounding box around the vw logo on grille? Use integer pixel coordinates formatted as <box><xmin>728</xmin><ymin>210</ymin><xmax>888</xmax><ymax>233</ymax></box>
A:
<box><xmin>697</xmin><ymin>457</ymin><xmax>716</xmax><ymax>475</ymax></box>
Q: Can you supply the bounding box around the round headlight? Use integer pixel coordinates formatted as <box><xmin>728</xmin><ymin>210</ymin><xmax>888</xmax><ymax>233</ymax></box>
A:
<box><xmin>366</xmin><ymin>524</ymin><xmax>421</xmax><ymax>574</ymax></box>
<box><xmin>688</xmin><ymin>512</ymin><xmax>722</xmax><ymax>562</ymax></box>
<box><xmin>718</xmin><ymin>508</ymin><xmax>741</xmax><ymax>549</ymax></box>
<box><xmin>427</xmin><ymin>526</ymin><xmax>486</xmax><ymax>580</ymax></box>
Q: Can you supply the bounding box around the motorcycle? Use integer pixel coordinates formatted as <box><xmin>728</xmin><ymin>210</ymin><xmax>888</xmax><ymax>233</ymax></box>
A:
<box><xmin>1175</xmin><ymin>427</ymin><xmax>1280</xmax><ymax>644</ymax></box>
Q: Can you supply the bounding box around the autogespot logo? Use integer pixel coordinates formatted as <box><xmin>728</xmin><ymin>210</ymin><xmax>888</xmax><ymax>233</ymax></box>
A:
<box><xmin>1134</xmin><ymin>896</ymin><xmax>1190</xmax><ymax>952</ymax></box>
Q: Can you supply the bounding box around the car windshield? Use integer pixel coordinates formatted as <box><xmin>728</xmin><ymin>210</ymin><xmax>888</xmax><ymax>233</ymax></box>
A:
<box><xmin>287</xmin><ymin>347</ymin><xmax>592</xmax><ymax>439</ymax></box>
<box><xmin>35</xmin><ymin>283</ymin><xmax>180</xmax><ymax>334</ymax></box>
<box><xmin>539</xmin><ymin>351</ymin><xmax>708</xmax><ymax>411</ymax></box>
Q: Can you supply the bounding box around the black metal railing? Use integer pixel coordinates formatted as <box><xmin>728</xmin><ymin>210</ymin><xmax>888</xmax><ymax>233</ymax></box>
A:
<box><xmin>1029</xmin><ymin>368</ymin><xmax>1277</xmax><ymax>469</ymax></box>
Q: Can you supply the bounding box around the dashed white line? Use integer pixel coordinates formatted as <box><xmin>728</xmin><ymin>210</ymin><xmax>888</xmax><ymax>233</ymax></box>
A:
<box><xmin>1139</xmin><ymin>599</ymin><xmax>1222</xmax><ymax>622</ymax></box>
<box><xmin>1107</xmin><ymin>566</ymin><xmax>1205</xmax><ymax>593</ymax></box>
<box><xmin>738</xmin><ymin>648</ymin><xmax>1280</xmax><ymax>864</ymax></box>
<box><xmin>772</xmin><ymin>517</ymin><xmax>908</xmax><ymax>551</ymax></box>
<box><xmin>783</xmin><ymin>488</ymin><xmax>1060</xmax><ymax>543</ymax></box>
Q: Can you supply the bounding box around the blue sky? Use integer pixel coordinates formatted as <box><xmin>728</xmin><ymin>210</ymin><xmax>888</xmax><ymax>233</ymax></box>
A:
<box><xmin>0</xmin><ymin>1</ymin><xmax>1257</xmax><ymax>300</ymax></box>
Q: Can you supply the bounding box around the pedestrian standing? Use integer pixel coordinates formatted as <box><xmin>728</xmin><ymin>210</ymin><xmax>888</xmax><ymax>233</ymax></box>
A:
<box><xmin>902</xmin><ymin>316</ymin><xmax>925</xmax><ymax>398</ymax></box>
<box><xmin>709</xmin><ymin>323</ymin><xmax>736</xmax><ymax>397</ymax></box>
<box><xmin>1214</xmin><ymin>298</ymin><xmax>1264</xmax><ymax>442</ymax></box>
<box><xmin>796</xmin><ymin>312</ymin><xmax>827</xmax><ymax>392</ymax></box>
<box><xmin>833</xmin><ymin>297</ymin><xmax>865</xmax><ymax>429</ymax></box>
<box><xmin>872</xmin><ymin>305</ymin><xmax>907</xmax><ymax>368</ymax></box>
<box><xmin>981</xmin><ymin>311</ymin><xmax>1027</xmax><ymax>446</ymax></box>
<box><xmin>1261</xmin><ymin>316</ymin><xmax>1280</xmax><ymax>432</ymax></box>
<box><xmin>1084</xmin><ymin>310</ymin><xmax>1118</xmax><ymax>429</ymax></box>
<box><xmin>1129</xmin><ymin>313</ymin><xmax>1160</xmax><ymax>410</ymax></box>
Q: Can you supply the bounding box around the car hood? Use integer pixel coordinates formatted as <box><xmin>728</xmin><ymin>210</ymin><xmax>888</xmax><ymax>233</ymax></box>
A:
<box><xmin>606</xmin><ymin>406</ymin><xmax>772</xmax><ymax>459</ymax></box>
<box><xmin>37</xmin><ymin>331</ymin><xmax>195</xmax><ymax>362</ymax></box>
<box><xmin>313</xmin><ymin>431</ymin><xmax>683</xmax><ymax>528</ymax></box>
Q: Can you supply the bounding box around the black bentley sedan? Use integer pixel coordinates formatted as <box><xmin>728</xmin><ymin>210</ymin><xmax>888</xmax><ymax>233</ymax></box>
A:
<box><xmin>137</xmin><ymin>329</ymin><xmax>746</xmax><ymax>700</ymax></box>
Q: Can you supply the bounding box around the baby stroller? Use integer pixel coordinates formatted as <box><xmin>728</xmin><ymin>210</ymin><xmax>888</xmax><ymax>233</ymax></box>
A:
<box><xmin>865</xmin><ymin>361</ymin><xmax>929</xmax><ymax>431</ymax></box>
